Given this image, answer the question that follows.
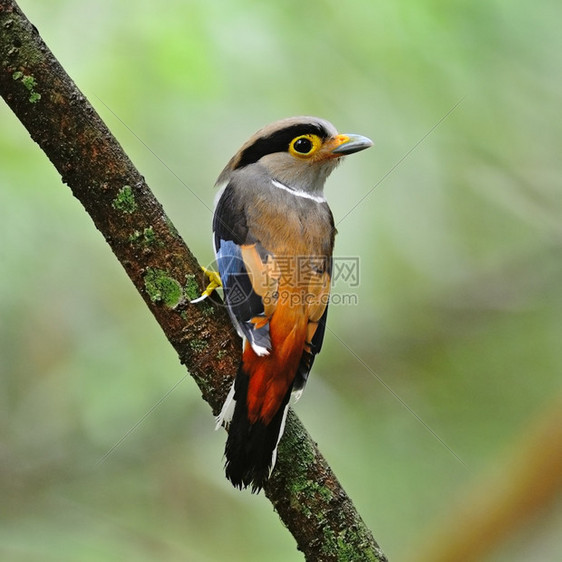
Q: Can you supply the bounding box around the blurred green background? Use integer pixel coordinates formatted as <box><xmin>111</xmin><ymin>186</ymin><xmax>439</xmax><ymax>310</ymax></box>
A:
<box><xmin>1</xmin><ymin>0</ymin><xmax>561</xmax><ymax>560</ymax></box>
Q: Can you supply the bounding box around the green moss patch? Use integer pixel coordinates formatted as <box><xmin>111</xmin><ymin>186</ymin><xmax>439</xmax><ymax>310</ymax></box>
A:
<box><xmin>184</xmin><ymin>273</ymin><xmax>200</xmax><ymax>301</ymax></box>
<box><xmin>189</xmin><ymin>338</ymin><xmax>209</xmax><ymax>353</ymax></box>
<box><xmin>144</xmin><ymin>268</ymin><xmax>182</xmax><ymax>308</ymax></box>
<box><xmin>12</xmin><ymin>71</ymin><xmax>41</xmax><ymax>103</ymax></box>
<box><xmin>129</xmin><ymin>226</ymin><xmax>158</xmax><ymax>246</ymax></box>
<box><xmin>112</xmin><ymin>185</ymin><xmax>137</xmax><ymax>214</ymax></box>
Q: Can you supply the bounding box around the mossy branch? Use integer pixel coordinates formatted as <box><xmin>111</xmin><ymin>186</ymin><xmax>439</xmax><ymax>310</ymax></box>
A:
<box><xmin>0</xmin><ymin>2</ymin><xmax>387</xmax><ymax>560</ymax></box>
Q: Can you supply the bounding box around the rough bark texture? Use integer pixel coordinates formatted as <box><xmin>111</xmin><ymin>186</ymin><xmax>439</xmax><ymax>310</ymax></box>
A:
<box><xmin>0</xmin><ymin>2</ymin><xmax>387</xmax><ymax>560</ymax></box>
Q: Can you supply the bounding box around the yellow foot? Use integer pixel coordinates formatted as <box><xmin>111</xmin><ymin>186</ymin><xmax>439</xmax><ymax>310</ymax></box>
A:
<box><xmin>191</xmin><ymin>266</ymin><xmax>222</xmax><ymax>303</ymax></box>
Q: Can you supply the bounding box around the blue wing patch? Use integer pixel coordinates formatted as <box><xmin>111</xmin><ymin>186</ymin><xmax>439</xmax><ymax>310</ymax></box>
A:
<box><xmin>215</xmin><ymin>239</ymin><xmax>271</xmax><ymax>353</ymax></box>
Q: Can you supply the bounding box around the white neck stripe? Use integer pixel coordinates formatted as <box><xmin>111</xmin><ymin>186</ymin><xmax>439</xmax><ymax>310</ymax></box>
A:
<box><xmin>271</xmin><ymin>179</ymin><xmax>326</xmax><ymax>203</ymax></box>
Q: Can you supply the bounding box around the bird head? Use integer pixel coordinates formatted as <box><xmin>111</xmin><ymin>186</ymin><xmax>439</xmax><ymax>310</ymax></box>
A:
<box><xmin>217</xmin><ymin>116</ymin><xmax>372</xmax><ymax>194</ymax></box>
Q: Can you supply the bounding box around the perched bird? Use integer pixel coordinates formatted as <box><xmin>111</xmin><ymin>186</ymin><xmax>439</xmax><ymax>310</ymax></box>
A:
<box><xmin>202</xmin><ymin>116</ymin><xmax>372</xmax><ymax>491</ymax></box>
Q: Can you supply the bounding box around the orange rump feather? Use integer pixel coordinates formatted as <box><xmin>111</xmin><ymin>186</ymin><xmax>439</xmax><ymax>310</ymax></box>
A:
<box><xmin>244</xmin><ymin>286</ymin><xmax>308</xmax><ymax>424</ymax></box>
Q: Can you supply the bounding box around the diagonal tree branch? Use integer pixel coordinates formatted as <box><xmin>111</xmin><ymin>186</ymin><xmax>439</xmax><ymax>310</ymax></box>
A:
<box><xmin>0</xmin><ymin>2</ymin><xmax>387</xmax><ymax>560</ymax></box>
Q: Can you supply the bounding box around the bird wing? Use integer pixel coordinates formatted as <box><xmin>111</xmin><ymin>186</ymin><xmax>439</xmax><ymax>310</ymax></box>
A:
<box><xmin>213</xmin><ymin>183</ymin><xmax>275</xmax><ymax>355</ymax></box>
<box><xmin>213</xmin><ymin>181</ymin><xmax>333</xmax><ymax>363</ymax></box>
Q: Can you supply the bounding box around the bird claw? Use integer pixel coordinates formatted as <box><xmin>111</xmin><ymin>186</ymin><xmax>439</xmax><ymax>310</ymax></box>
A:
<box><xmin>191</xmin><ymin>266</ymin><xmax>222</xmax><ymax>303</ymax></box>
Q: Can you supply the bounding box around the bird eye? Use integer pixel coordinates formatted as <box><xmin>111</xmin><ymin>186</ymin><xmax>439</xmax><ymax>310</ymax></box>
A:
<box><xmin>289</xmin><ymin>134</ymin><xmax>322</xmax><ymax>158</ymax></box>
<box><xmin>293</xmin><ymin>137</ymin><xmax>313</xmax><ymax>153</ymax></box>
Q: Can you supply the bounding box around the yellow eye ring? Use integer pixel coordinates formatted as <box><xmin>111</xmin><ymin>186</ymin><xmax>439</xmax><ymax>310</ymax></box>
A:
<box><xmin>289</xmin><ymin>134</ymin><xmax>322</xmax><ymax>158</ymax></box>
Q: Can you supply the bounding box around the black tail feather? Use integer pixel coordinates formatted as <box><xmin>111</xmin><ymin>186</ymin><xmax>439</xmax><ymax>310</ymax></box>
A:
<box><xmin>293</xmin><ymin>349</ymin><xmax>314</xmax><ymax>393</ymax></box>
<box><xmin>224</xmin><ymin>367</ymin><xmax>291</xmax><ymax>493</ymax></box>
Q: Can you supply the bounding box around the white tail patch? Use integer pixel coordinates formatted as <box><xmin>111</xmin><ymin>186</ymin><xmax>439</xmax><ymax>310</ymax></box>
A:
<box><xmin>292</xmin><ymin>388</ymin><xmax>304</xmax><ymax>402</ymax></box>
<box><xmin>251</xmin><ymin>343</ymin><xmax>270</xmax><ymax>357</ymax></box>
<box><xmin>269</xmin><ymin>403</ymin><xmax>290</xmax><ymax>474</ymax></box>
<box><xmin>215</xmin><ymin>382</ymin><xmax>236</xmax><ymax>430</ymax></box>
